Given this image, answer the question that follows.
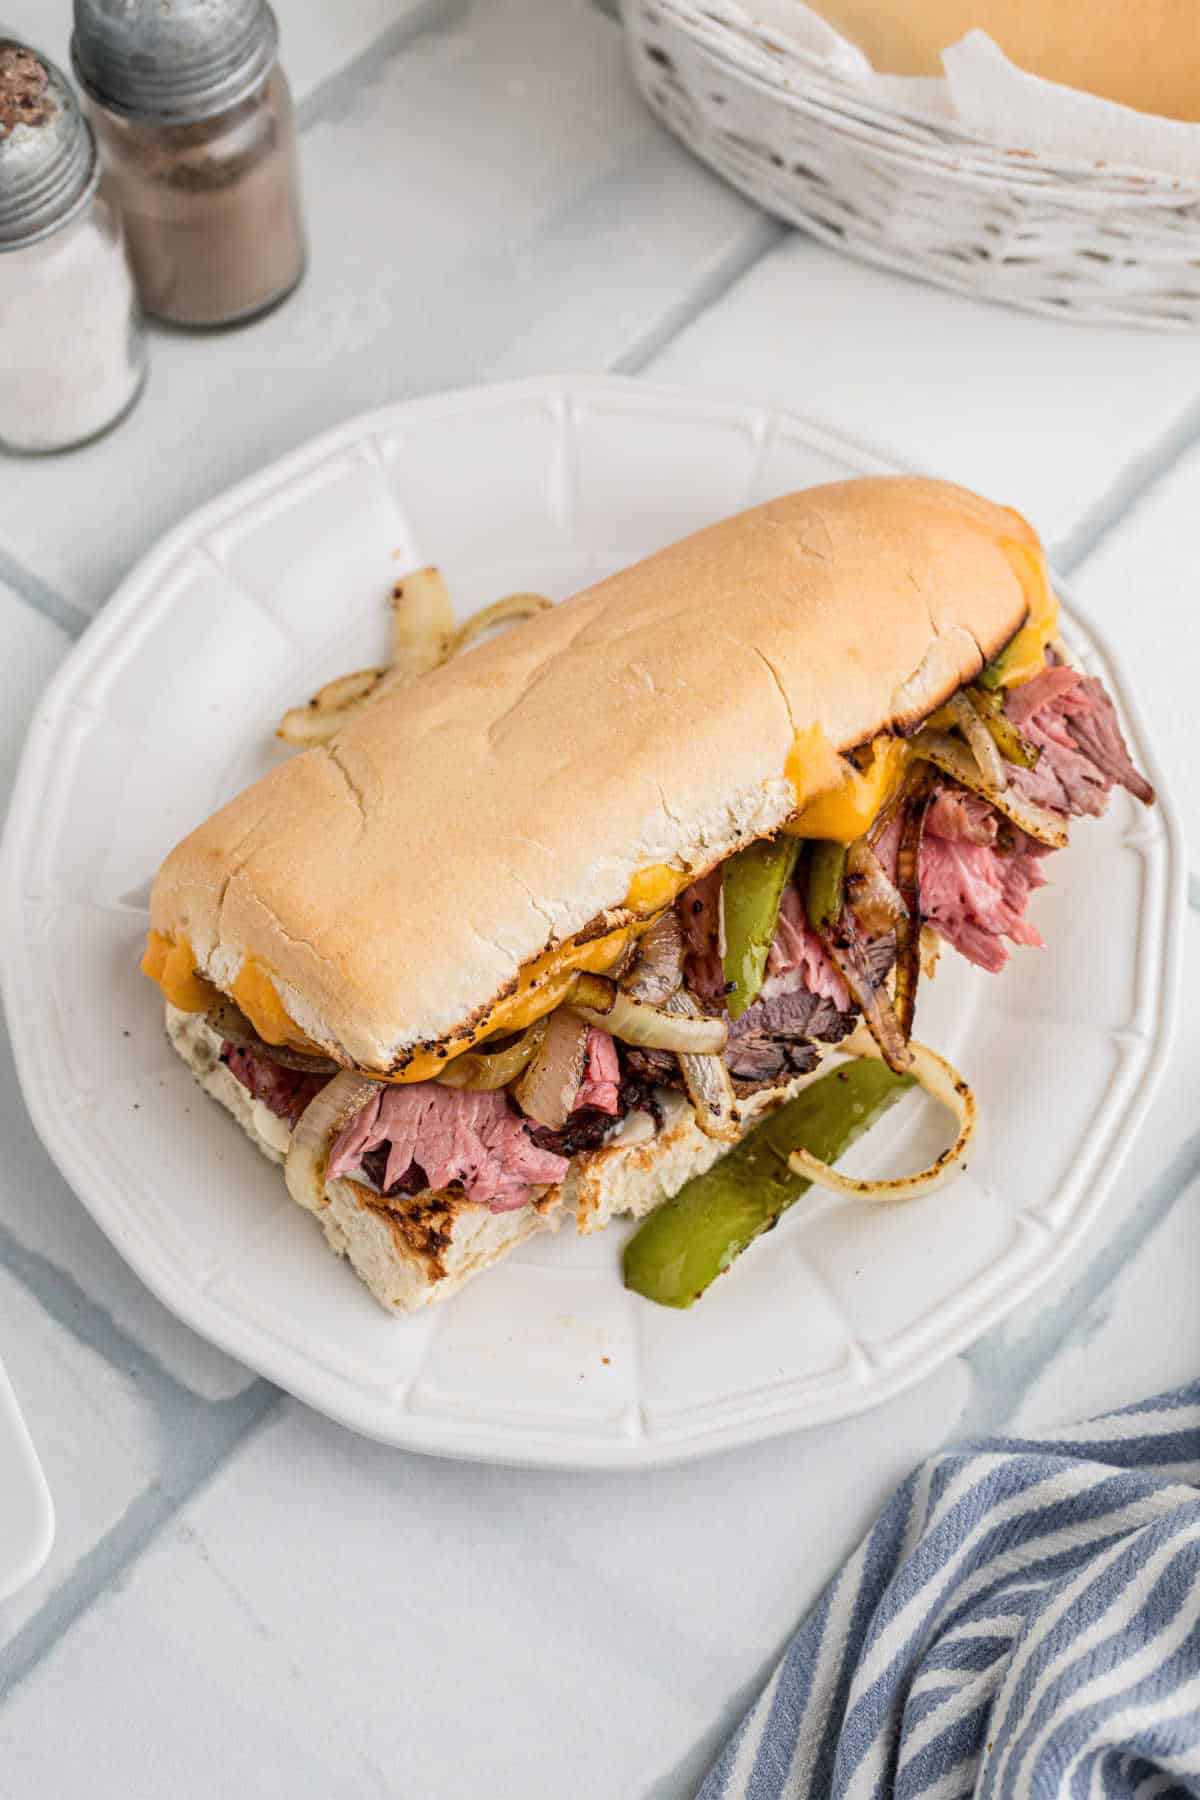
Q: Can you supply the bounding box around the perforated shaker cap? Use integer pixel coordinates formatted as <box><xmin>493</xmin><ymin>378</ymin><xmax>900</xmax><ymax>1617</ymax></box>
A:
<box><xmin>0</xmin><ymin>40</ymin><xmax>98</xmax><ymax>249</ymax></box>
<box><xmin>71</xmin><ymin>0</ymin><xmax>280</xmax><ymax>125</ymax></box>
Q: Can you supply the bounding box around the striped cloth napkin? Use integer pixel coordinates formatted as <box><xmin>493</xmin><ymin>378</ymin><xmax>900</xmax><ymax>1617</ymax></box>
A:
<box><xmin>700</xmin><ymin>1386</ymin><xmax>1200</xmax><ymax>1799</ymax></box>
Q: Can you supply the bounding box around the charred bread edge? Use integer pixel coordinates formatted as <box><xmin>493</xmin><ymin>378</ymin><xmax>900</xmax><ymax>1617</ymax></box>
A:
<box><xmin>167</xmin><ymin>1008</ymin><xmax>559</xmax><ymax>1315</ymax></box>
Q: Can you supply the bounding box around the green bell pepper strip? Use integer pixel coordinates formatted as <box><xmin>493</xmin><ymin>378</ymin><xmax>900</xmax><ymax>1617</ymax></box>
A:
<box><xmin>965</xmin><ymin>686</ymin><xmax>1040</xmax><ymax>769</ymax></box>
<box><xmin>721</xmin><ymin>836</ymin><xmax>800</xmax><ymax>1021</ymax></box>
<box><xmin>805</xmin><ymin>840</ymin><xmax>847</xmax><ymax>933</ymax></box>
<box><xmin>622</xmin><ymin>1060</ymin><xmax>915</xmax><ymax>1308</ymax></box>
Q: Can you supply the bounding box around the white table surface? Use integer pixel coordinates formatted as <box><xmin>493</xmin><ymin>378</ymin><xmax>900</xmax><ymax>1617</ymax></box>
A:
<box><xmin>1</xmin><ymin>2</ymin><xmax>1198</xmax><ymax>1793</ymax></box>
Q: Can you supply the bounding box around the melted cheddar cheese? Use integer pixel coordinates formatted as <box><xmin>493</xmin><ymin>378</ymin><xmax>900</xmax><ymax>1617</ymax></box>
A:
<box><xmin>783</xmin><ymin>724</ymin><xmax>846</xmax><ymax>813</ymax></box>
<box><xmin>141</xmin><ymin>911</ymin><xmax>659</xmax><ymax>1084</ymax></box>
<box><xmin>142</xmin><ymin>931</ymin><xmax>324</xmax><ymax>1054</ymax></box>
<box><xmin>624</xmin><ymin>863</ymin><xmax>686</xmax><ymax>914</ymax></box>
<box><xmin>778</xmin><ymin>542</ymin><xmax>1058</xmax><ymax>839</ymax></box>
<box><xmin>141</xmin><ymin>931</ymin><xmax>217</xmax><ymax>1014</ymax></box>
<box><xmin>784</xmin><ymin>734</ymin><xmax>909</xmax><ymax>844</ymax></box>
<box><xmin>233</xmin><ymin>956</ymin><xmax>318</xmax><ymax>1052</ymax></box>
<box><xmin>994</xmin><ymin>540</ymin><xmax>1060</xmax><ymax>687</ymax></box>
<box><xmin>391</xmin><ymin>920</ymin><xmax>648</xmax><ymax>1083</ymax></box>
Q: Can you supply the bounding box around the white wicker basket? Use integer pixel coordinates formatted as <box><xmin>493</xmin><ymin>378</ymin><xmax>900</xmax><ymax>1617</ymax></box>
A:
<box><xmin>623</xmin><ymin>0</ymin><xmax>1200</xmax><ymax>329</ymax></box>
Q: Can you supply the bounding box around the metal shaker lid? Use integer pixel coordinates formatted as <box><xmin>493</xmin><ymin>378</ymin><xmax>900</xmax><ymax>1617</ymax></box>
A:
<box><xmin>71</xmin><ymin>0</ymin><xmax>280</xmax><ymax>125</ymax></box>
<box><xmin>0</xmin><ymin>41</ymin><xmax>98</xmax><ymax>250</ymax></box>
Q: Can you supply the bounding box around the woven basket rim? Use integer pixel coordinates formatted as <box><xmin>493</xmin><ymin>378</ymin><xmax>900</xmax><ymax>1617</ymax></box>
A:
<box><xmin>638</xmin><ymin>0</ymin><xmax>1200</xmax><ymax>201</ymax></box>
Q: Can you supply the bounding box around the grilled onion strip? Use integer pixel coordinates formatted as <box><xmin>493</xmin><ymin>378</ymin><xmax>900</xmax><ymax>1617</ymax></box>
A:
<box><xmin>665</xmin><ymin>987</ymin><xmax>739</xmax><ymax>1143</ymax></box>
<box><xmin>788</xmin><ymin>1027</ymin><xmax>975</xmax><ymax>1203</ymax></box>
<box><xmin>823</xmin><ymin>915</ymin><xmax>911</xmax><ymax>1076</ymax></box>
<box><xmin>276</xmin><ymin>668</ymin><xmax>389</xmax><ymax>746</ymax></box>
<box><xmin>844</xmin><ymin>838</ymin><xmax>906</xmax><ymax>936</ymax></box>
<box><xmin>569</xmin><ymin>973</ymin><xmax>727</xmax><ymax>1054</ymax></box>
<box><xmin>436</xmin><ymin>1020</ymin><xmax>547</xmax><ymax>1091</ymax></box>
<box><xmin>910</xmin><ymin>728</ymin><xmax>1068</xmax><ymax>849</ymax></box>
<box><xmin>511</xmin><ymin>1011</ymin><xmax>589</xmax><ymax>1128</ymax></box>
<box><xmin>286</xmin><ymin>1071</ymin><xmax>384</xmax><ymax>1214</ymax></box>
<box><xmin>892</xmin><ymin>766</ymin><xmax>935</xmax><ymax>1043</ymax></box>
<box><xmin>947</xmin><ymin>691</ymin><xmax>1007</xmax><ymax>791</ymax></box>
<box><xmin>278</xmin><ymin>573</ymin><xmax>550</xmax><ymax>746</ymax></box>
<box><xmin>452</xmin><ymin>592</ymin><xmax>552</xmax><ymax>653</ymax></box>
<box><xmin>204</xmin><ymin>995</ymin><xmax>339</xmax><ymax>1073</ymax></box>
<box><xmin>621</xmin><ymin>909</ymin><xmax>685</xmax><ymax>1005</ymax></box>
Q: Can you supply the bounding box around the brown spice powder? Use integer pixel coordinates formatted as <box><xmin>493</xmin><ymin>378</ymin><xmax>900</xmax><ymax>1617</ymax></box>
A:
<box><xmin>0</xmin><ymin>47</ymin><xmax>53</xmax><ymax>137</ymax></box>
<box><xmin>88</xmin><ymin>66</ymin><xmax>305</xmax><ymax>326</ymax></box>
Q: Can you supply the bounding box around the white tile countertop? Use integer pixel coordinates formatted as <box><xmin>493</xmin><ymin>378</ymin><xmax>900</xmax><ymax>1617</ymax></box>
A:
<box><xmin>1</xmin><ymin>1</ymin><xmax>1198</xmax><ymax>1794</ymax></box>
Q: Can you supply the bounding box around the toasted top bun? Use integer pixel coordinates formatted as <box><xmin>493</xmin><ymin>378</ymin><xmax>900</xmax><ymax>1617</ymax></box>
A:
<box><xmin>149</xmin><ymin>476</ymin><xmax>1038</xmax><ymax>1070</ymax></box>
<box><xmin>809</xmin><ymin>0</ymin><xmax>1200</xmax><ymax>123</ymax></box>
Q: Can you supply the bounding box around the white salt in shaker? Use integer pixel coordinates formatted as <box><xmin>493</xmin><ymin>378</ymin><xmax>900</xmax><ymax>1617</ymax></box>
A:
<box><xmin>0</xmin><ymin>41</ymin><xmax>146</xmax><ymax>454</ymax></box>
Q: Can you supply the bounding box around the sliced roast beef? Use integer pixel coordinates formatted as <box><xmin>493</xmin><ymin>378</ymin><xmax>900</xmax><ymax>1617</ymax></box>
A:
<box><xmin>726</xmin><ymin>1038</ymin><xmax>821</xmax><ymax>1087</ymax></box>
<box><xmin>1004</xmin><ymin>667</ymin><xmax>1154</xmax><ymax>818</ymax></box>
<box><xmin>918</xmin><ymin>666</ymin><xmax>1153</xmax><ymax>972</ymax></box>
<box><xmin>726</xmin><ymin>928</ymin><xmax>896</xmax><ymax>1092</ymax></box>
<box><xmin>761</xmin><ymin>885</ymin><xmax>851</xmax><ymax>1009</ymax></box>
<box><xmin>924</xmin><ymin>788</ymin><xmax>998</xmax><ymax>847</ymax></box>
<box><xmin>529</xmin><ymin>1069</ymin><xmax>663</xmax><ymax>1157</ymax></box>
<box><xmin>678</xmin><ymin>866</ymin><xmax>727</xmax><ymax>1005</ymax></box>
<box><xmin>623</xmin><ymin>1044</ymin><xmax>679</xmax><ymax>1088</ymax></box>
<box><xmin>1064</xmin><ymin>688</ymin><xmax>1155</xmax><ymax>804</ymax></box>
<box><xmin>919</xmin><ymin>823</ymin><xmax>1048</xmax><ymax>974</ymax></box>
<box><xmin>219</xmin><ymin>1041</ymin><xmax>329</xmax><ymax>1126</ymax></box>
<box><xmin>327</xmin><ymin>1084</ymin><xmax>569</xmax><ymax>1213</ymax></box>
<box><xmin>725</xmin><ymin>988</ymin><xmax>852</xmax><ymax>1085</ymax></box>
<box><xmin>357</xmin><ymin>1146</ymin><xmax>428</xmax><ymax>1198</ymax></box>
<box><xmin>575</xmin><ymin>1027</ymin><xmax>620</xmax><ymax>1114</ymax></box>
<box><xmin>640</xmin><ymin>872</ymin><xmax>897</xmax><ymax>1095</ymax></box>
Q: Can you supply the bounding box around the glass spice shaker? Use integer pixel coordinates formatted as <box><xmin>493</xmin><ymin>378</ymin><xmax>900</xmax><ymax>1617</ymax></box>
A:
<box><xmin>71</xmin><ymin>0</ymin><xmax>306</xmax><ymax>329</ymax></box>
<box><xmin>0</xmin><ymin>41</ymin><xmax>146</xmax><ymax>454</ymax></box>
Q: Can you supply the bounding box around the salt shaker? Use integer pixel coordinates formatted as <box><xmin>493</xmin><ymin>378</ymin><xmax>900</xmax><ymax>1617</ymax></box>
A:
<box><xmin>71</xmin><ymin>0</ymin><xmax>306</xmax><ymax>329</ymax></box>
<box><xmin>0</xmin><ymin>41</ymin><xmax>146</xmax><ymax>455</ymax></box>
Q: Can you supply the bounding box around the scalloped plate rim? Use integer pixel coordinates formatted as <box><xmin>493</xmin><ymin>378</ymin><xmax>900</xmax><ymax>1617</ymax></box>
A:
<box><xmin>0</xmin><ymin>374</ymin><xmax>1184</xmax><ymax>1470</ymax></box>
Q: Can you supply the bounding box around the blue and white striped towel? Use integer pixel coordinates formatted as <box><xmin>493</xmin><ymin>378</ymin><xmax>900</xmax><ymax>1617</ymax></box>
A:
<box><xmin>700</xmin><ymin>1385</ymin><xmax>1200</xmax><ymax>1799</ymax></box>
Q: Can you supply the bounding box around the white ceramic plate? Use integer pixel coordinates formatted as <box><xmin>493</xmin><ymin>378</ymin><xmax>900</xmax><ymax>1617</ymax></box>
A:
<box><xmin>0</xmin><ymin>1353</ymin><xmax>53</xmax><ymax>1602</ymax></box>
<box><xmin>0</xmin><ymin>376</ymin><xmax>1184</xmax><ymax>1470</ymax></box>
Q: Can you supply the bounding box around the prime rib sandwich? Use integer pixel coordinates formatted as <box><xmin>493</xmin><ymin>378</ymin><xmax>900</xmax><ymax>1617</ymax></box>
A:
<box><xmin>141</xmin><ymin>477</ymin><xmax>1153</xmax><ymax>1311</ymax></box>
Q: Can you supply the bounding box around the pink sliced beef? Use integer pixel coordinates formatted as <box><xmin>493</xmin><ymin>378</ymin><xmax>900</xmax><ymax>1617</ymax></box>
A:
<box><xmin>919</xmin><ymin>830</ymin><xmax>1048</xmax><ymax>975</ymax></box>
<box><xmin>219</xmin><ymin>1043</ymin><xmax>328</xmax><ymax>1126</ymax></box>
<box><xmin>225</xmin><ymin>1028</ymin><xmax>625</xmax><ymax>1214</ymax></box>
<box><xmin>327</xmin><ymin>1085</ymin><xmax>569</xmax><ymax>1213</ymax></box>
<box><xmin>575</xmin><ymin>1027</ymin><xmax>620</xmax><ymax>1114</ymax></box>
<box><xmin>1004</xmin><ymin>667</ymin><xmax>1154</xmax><ymax>818</ymax></box>
<box><xmin>762</xmin><ymin>884</ymin><xmax>851</xmax><ymax>1010</ymax></box>
<box><xmin>919</xmin><ymin>665</ymin><xmax>1151</xmax><ymax>972</ymax></box>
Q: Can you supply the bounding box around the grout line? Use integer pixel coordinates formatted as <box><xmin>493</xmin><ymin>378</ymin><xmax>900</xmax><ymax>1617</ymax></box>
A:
<box><xmin>959</xmin><ymin>1128</ymin><xmax>1200</xmax><ymax>1437</ymax></box>
<box><xmin>1053</xmin><ymin>393</ymin><xmax>1200</xmax><ymax>575</ymax></box>
<box><xmin>0</xmin><ymin>1383</ymin><xmax>283</xmax><ymax>1703</ymax></box>
<box><xmin>296</xmin><ymin>0</ymin><xmax>470</xmax><ymax>131</ymax></box>
<box><xmin>0</xmin><ymin>546</ymin><xmax>89</xmax><ymax>639</ymax></box>
<box><xmin>613</xmin><ymin>217</ymin><xmax>787</xmax><ymax>376</ymax></box>
<box><xmin>0</xmin><ymin>1218</ymin><xmax>286</xmax><ymax>1698</ymax></box>
<box><xmin>0</xmin><ymin>1220</ymin><xmax>208</xmax><ymax>1417</ymax></box>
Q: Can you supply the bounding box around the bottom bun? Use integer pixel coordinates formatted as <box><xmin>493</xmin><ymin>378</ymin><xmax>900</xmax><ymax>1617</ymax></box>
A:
<box><xmin>166</xmin><ymin>1008</ymin><xmax>828</xmax><ymax>1313</ymax></box>
<box><xmin>167</xmin><ymin>1009</ymin><xmax>561</xmax><ymax>1314</ymax></box>
<box><xmin>566</xmin><ymin>1065</ymin><xmax>832</xmax><ymax>1235</ymax></box>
